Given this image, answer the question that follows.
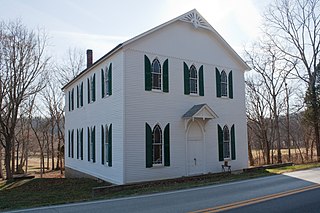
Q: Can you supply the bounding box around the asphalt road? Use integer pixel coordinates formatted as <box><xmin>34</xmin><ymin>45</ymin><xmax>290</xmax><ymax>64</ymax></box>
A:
<box><xmin>6</xmin><ymin>168</ymin><xmax>320</xmax><ymax>213</ymax></box>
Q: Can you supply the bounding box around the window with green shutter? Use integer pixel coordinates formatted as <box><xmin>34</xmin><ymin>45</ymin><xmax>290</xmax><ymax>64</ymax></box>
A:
<box><xmin>80</xmin><ymin>82</ymin><xmax>83</xmax><ymax>107</ymax></box>
<box><xmin>217</xmin><ymin>125</ymin><xmax>223</xmax><ymax>161</ymax></box>
<box><xmin>164</xmin><ymin>123</ymin><xmax>170</xmax><ymax>166</ymax></box>
<box><xmin>77</xmin><ymin>129</ymin><xmax>79</xmax><ymax>159</ymax></box>
<box><xmin>71</xmin><ymin>129</ymin><xmax>74</xmax><ymax>158</ymax></box>
<box><xmin>68</xmin><ymin>130</ymin><xmax>71</xmax><ymax>157</ymax></box>
<box><xmin>101</xmin><ymin>69</ymin><xmax>105</xmax><ymax>98</ymax></box>
<box><xmin>228</xmin><ymin>71</ymin><xmax>233</xmax><ymax>99</ymax></box>
<box><xmin>163</xmin><ymin>59</ymin><xmax>169</xmax><ymax>93</ymax></box>
<box><xmin>145</xmin><ymin>55</ymin><xmax>152</xmax><ymax>91</ymax></box>
<box><xmin>146</xmin><ymin>123</ymin><xmax>153</xmax><ymax>168</ymax></box>
<box><xmin>221</xmin><ymin>71</ymin><xmax>228</xmax><ymax>97</ymax></box>
<box><xmin>92</xmin><ymin>74</ymin><xmax>96</xmax><ymax>102</ymax></box>
<box><xmin>108</xmin><ymin>124</ymin><xmax>112</xmax><ymax>167</ymax></box>
<box><xmin>231</xmin><ymin>125</ymin><xmax>236</xmax><ymax>160</ymax></box>
<box><xmin>80</xmin><ymin>128</ymin><xmax>83</xmax><ymax>160</ymax></box>
<box><xmin>68</xmin><ymin>91</ymin><xmax>71</xmax><ymax>111</ymax></box>
<box><xmin>87</xmin><ymin>127</ymin><xmax>90</xmax><ymax>161</ymax></box>
<box><xmin>216</xmin><ymin>68</ymin><xmax>221</xmax><ymax>97</ymax></box>
<box><xmin>76</xmin><ymin>86</ymin><xmax>79</xmax><ymax>108</ymax></box>
<box><xmin>184</xmin><ymin>62</ymin><xmax>190</xmax><ymax>95</ymax></box>
<box><xmin>101</xmin><ymin>125</ymin><xmax>104</xmax><ymax>165</ymax></box>
<box><xmin>199</xmin><ymin>65</ymin><xmax>204</xmax><ymax>96</ymax></box>
<box><xmin>91</xmin><ymin>126</ymin><xmax>96</xmax><ymax>163</ymax></box>
<box><xmin>71</xmin><ymin>88</ymin><xmax>74</xmax><ymax>110</ymax></box>
<box><xmin>87</xmin><ymin>78</ymin><xmax>90</xmax><ymax>104</ymax></box>
<box><xmin>108</xmin><ymin>63</ymin><xmax>112</xmax><ymax>96</ymax></box>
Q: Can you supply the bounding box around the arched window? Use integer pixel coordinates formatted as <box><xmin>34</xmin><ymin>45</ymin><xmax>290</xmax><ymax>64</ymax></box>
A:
<box><xmin>152</xmin><ymin>59</ymin><xmax>161</xmax><ymax>90</ymax></box>
<box><xmin>223</xmin><ymin>125</ymin><xmax>230</xmax><ymax>159</ymax></box>
<box><xmin>104</xmin><ymin>125</ymin><xmax>109</xmax><ymax>164</ymax></box>
<box><xmin>152</xmin><ymin>124</ymin><xmax>162</xmax><ymax>164</ymax></box>
<box><xmin>105</xmin><ymin>67</ymin><xmax>110</xmax><ymax>96</ymax></box>
<box><xmin>190</xmin><ymin>65</ymin><xmax>197</xmax><ymax>94</ymax></box>
<box><xmin>221</xmin><ymin>70</ymin><xmax>227</xmax><ymax>97</ymax></box>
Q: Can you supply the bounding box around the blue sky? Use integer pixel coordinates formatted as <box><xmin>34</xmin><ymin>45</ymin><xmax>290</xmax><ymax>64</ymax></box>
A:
<box><xmin>0</xmin><ymin>0</ymin><xmax>270</xmax><ymax>61</ymax></box>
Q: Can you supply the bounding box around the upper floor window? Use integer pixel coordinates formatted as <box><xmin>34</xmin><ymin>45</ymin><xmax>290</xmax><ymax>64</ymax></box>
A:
<box><xmin>101</xmin><ymin>63</ymin><xmax>112</xmax><ymax>98</ymax></box>
<box><xmin>77</xmin><ymin>82</ymin><xmax>84</xmax><ymax>108</ymax></box>
<box><xmin>216</xmin><ymin>68</ymin><xmax>233</xmax><ymax>99</ymax></box>
<box><xmin>87</xmin><ymin>74</ymin><xmax>96</xmax><ymax>103</ymax></box>
<box><xmin>221</xmin><ymin>71</ymin><xmax>227</xmax><ymax>97</ymax></box>
<box><xmin>189</xmin><ymin>65</ymin><xmax>198</xmax><ymax>94</ymax></box>
<box><xmin>184</xmin><ymin>63</ymin><xmax>204</xmax><ymax>96</ymax></box>
<box><xmin>144</xmin><ymin>55</ymin><xmax>169</xmax><ymax>92</ymax></box>
<box><xmin>152</xmin><ymin>59</ymin><xmax>161</xmax><ymax>90</ymax></box>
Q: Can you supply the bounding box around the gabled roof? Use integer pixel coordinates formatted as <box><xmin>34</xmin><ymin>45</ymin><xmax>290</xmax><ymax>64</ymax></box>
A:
<box><xmin>62</xmin><ymin>9</ymin><xmax>250</xmax><ymax>90</ymax></box>
<box><xmin>182</xmin><ymin>104</ymin><xmax>218</xmax><ymax>120</ymax></box>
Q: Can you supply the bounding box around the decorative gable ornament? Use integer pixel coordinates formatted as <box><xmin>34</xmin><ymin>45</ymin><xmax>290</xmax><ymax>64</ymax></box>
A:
<box><xmin>179</xmin><ymin>10</ymin><xmax>211</xmax><ymax>29</ymax></box>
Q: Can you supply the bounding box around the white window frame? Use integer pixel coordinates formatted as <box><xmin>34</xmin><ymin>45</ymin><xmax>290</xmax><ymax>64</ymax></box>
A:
<box><xmin>152</xmin><ymin>124</ymin><xmax>163</xmax><ymax>165</ymax></box>
<box><xmin>151</xmin><ymin>59</ymin><xmax>162</xmax><ymax>91</ymax></box>
<box><xmin>221</xmin><ymin>70</ymin><xmax>228</xmax><ymax>97</ymax></box>
<box><xmin>223</xmin><ymin>125</ymin><xmax>230</xmax><ymax>159</ymax></box>
<box><xmin>189</xmin><ymin>65</ymin><xmax>198</xmax><ymax>94</ymax></box>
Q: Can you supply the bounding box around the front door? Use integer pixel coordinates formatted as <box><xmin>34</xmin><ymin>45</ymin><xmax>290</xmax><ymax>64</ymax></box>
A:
<box><xmin>187</xmin><ymin>122</ymin><xmax>204</xmax><ymax>175</ymax></box>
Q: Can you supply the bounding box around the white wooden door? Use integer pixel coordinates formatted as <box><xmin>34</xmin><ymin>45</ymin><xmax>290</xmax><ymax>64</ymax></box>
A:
<box><xmin>187</xmin><ymin>122</ymin><xmax>204</xmax><ymax>175</ymax></box>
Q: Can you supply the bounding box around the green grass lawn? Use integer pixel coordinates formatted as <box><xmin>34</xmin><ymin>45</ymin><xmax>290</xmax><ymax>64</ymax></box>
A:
<box><xmin>1</xmin><ymin>163</ymin><xmax>319</xmax><ymax>211</ymax></box>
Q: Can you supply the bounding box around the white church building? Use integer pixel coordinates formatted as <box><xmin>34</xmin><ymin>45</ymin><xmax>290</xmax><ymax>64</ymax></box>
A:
<box><xmin>63</xmin><ymin>9</ymin><xmax>250</xmax><ymax>185</ymax></box>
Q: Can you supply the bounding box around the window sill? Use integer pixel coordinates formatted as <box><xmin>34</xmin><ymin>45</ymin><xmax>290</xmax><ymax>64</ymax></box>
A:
<box><xmin>152</xmin><ymin>164</ymin><xmax>164</xmax><ymax>168</ymax></box>
<box><xmin>151</xmin><ymin>89</ymin><xmax>163</xmax><ymax>93</ymax></box>
<box><xmin>103</xmin><ymin>95</ymin><xmax>111</xmax><ymax>99</ymax></box>
<box><xmin>189</xmin><ymin>93</ymin><xmax>199</xmax><ymax>97</ymax></box>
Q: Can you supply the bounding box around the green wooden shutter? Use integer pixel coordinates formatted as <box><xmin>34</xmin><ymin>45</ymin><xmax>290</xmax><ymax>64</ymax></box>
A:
<box><xmin>146</xmin><ymin>123</ymin><xmax>153</xmax><ymax>168</ymax></box>
<box><xmin>108</xmin><ymin>124</ymin><xmax>112</xmax><ymax>167</ymax></box>
<box><xmin>218</xmin><ymin>124</ymin><xmax>224</xmax><ymax>161</ymax></box>
<box><xmin>228</xmin><ymin>71</ymin><xmax>233</xmax><ymax>99</ymax></box>
<box><xmin>216</xmin><ymin>68</ymin><xmax>221</xmax><ymax>97</ymax></box>
<box><xmin>71</xmin><ymin>89</ymin><xmax>74</xmax><ymax>110</ymax></box>
<box><xmin>80</xmin><ymin>129</ymin><xmax>83</xmax><ymax>160</ymax></box>
<box><xmin>164</xmin><ymin>123</ymin><xmax>170</xmax><ymax>166</ymax></box>
<box><xmin>101</xmin><ymin>125</ymin><xmax>104</xmax><ymax>165</ymax></box>
<box><xmin>87</xmin><ymin>127</ymin><xmax>90</xmax><ymax>161</ymax></box>
<box><xmin>68</xmin><ymin>130</ymin><xmax>71</xmax><ymax>157</ymax></box>
<box><xmin>77</xmin><ymin>129</ymin><xmax>79</xmax><ymax>159</ymax></box>
<box><xmin>92</xmin><ymin>74</ymin><xmax>96</xmax><ymax>102</ymax></box>
<box><xmin>108</xmin><ymin>63</ymin><xmax>112</xmax><ymax>96</ymax></box>
<box><xmin>76</xmin><ymin>86</ymin><xmax>79</xmax><ymax>108</ymax></box>
<box><xmin>80</xmin><ymin>82</ymin><xmax>83</xmax><ymax>107</ymax></box>
<box><xmin>184</xmin><ymin>62</ymin><xmax>190</xmax><ymax>95</ymax></box>
<box><xmin>101</xmin><ymin>69</ymin><xmax>105</xmax><ymax>98</ymax></box>
<box><xmin>145</xmin><ymin>55</ymin><xmax>152</xmax><ymax>91</ymax></box>
<box><xmin>87</xmin><ymin>79</ymin><xmax>90</xmax><ymax>104</ymax></box>
<box><xmin>68</xmin><ymin>91</ymin><xmax>71</xmax><ymax>111</ymax></box>
<box><xmin>199</xmin><ymin>65</ymin><xmax>204</xmax><ymax>96</ymax></box>
<box><xmin>71</xmin><ymin>130</ymin><xmax>74</xmax><ymax>158</ymax></box>
<box><xmin>92</xmin><ymin>126</ymin><xmax>96</xmax><ymax>163</ymax></box>
<box><xmin>163</xmin><ymin>59</ymin><xmax>169</xmax><ymax>93</ymax></box>
<box><xmin>231</xmin><ymin>125</ymin><xmax>236</xmax><ymax>160</ymax></box>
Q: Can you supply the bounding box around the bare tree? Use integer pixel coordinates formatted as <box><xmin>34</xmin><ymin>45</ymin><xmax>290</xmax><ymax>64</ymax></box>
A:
<box><xmin>0</xmin><ymin>20</ymin><xmax>49</xmax><ymax>179</ymax></box>
<box><xmin>245</xmin><ymin>41</ymin><xmax>294</xmax><ymax>163</ymax></box>
<box><xmin>246</xmin><ymin>76</ymin><xmax>272</xmax><ymax>164</ymax></box>
<box><xmin>56</xmin><ymin>47</ymin><xmax>85</xmax><ymax>86</ymax></box>
<box><xmin>264</xmin><ymin>0</ymin><xmax>320</xmax><ymax>161</ymax></box>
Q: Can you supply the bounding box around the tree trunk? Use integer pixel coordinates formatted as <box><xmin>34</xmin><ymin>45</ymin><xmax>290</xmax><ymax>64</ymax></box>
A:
<box><xmin>5</xmin><ymin>140</ymin><xmax>12</xmax><ymax>179</ymax></box>
<box><xmin>0</xmin><ymin>146</ymin><xmax>4</xmax><ymax>179</ymax></box>
<box><xmin>51</xmin><ymin>124</ymin><xmax>55</xmax><ymax>170</ymax></box>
